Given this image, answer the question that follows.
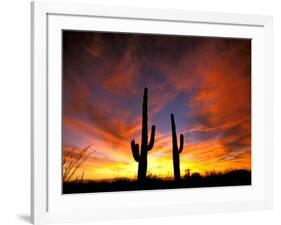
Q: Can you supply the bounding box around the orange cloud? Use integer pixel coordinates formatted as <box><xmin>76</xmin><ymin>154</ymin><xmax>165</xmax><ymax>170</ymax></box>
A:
<box><xmin>63</xmin><ymin>32</ymin><xmax>251</xmax><ymax>181</ymax></box>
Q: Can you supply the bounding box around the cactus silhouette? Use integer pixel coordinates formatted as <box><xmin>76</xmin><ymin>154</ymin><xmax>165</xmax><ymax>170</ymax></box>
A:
<box><xmin>131</xmin><ymin>88</ymin><xmax>156</xmax><ymax>181</ymax></box>
<box><xmin>171</xmin><ymin>113</ymin><xmax>184</xmax><ymax>181</ymax></box>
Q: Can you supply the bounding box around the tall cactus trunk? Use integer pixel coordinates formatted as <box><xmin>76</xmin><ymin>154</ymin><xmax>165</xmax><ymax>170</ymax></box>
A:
<box><xmin>171</xmin><ymin>114</ymin><xmax>184</xmax><ymax>182</ymax></box>
<box><xmin>131</xmin><ymin>88</ymin><xmax>156</xmax><ymax>182</ymax></box>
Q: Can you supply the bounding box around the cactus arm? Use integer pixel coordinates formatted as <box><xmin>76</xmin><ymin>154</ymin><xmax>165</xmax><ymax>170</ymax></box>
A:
<box><xmin>147</xmin><ymin>125</ymin><xmax>156</xmax><ymax>151</ymax></box>
<box><xmin>131</xmin><ymin>140</ymin><xmax>140</xmax><ymax>162</ymax></box>
<box><xmin>178</xmin><ymin>134</ymin><xmax>184</xmax><ymax>153</ymax></box>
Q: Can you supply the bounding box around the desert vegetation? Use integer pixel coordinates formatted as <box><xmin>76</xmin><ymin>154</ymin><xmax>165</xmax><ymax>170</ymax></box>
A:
<box><xmin>63</xmin><ymin>145</ymin><xmax>94</xmax><ymax>183</ymax></box>
<box><xmin>171</xmin><ymin>113</ymin><xmax>184</xmax><ymax>181</ymax></box>
<box><xmin>63</xmin><ymin>88</ymin><xmax>251</xmax><ymax>194</ymax></box>
<box><xmin>131</xmin><ymin>88</ymin><xmax>156</xmax><ymax>182</ymax></box>
<box><xmin>63</xmin><ymin>169</ymin><xmax>251</xmax><ymax>194</ymax></box>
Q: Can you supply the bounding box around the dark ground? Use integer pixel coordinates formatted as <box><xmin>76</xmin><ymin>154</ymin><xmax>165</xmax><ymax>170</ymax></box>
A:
<box><xmin>63</xmin><ymin>169</ymin><xmax>251</xmax><ymax>194</ymax></box>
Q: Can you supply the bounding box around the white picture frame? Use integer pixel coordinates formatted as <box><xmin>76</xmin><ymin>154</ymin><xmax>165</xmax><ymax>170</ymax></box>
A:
<box><xmin>31</xmin><ymin>1</ymin><xmax>273</xmax><ymax>224</ymax></box>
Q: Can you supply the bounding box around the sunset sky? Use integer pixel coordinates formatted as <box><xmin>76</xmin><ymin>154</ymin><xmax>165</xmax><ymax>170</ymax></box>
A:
<box><xmin>63</xmin><ymin>31</ymin><xmax>251</xmax><ymax>181</ymax></box>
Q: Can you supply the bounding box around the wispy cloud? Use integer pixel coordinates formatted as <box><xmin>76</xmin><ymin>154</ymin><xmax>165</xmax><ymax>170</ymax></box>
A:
<box><xmin>63</xmin><ymin>31</ymin><xmax>251</xmax><ymax>180</ymax></box>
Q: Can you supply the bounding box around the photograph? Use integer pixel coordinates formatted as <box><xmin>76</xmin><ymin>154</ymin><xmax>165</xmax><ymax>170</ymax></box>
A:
<box><xmin>62</xmin><ymin>30</ymin><xmax>251</xmax><ymax>194</ymax></box>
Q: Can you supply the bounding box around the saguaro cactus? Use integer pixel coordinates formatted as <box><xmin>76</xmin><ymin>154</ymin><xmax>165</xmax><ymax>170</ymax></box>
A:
<box><xmin>131</xmin><ymin>88</ymin><xmax>156</xmax><ymax>181</ymax></box>
<box><xmin>171</xmin><ymin>113</ymin><xmax>184</xmax><ymax>181</ymax></box>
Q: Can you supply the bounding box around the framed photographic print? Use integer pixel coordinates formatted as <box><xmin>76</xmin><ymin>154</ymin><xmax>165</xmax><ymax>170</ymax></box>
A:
<box><xmin>31</xmin><ymin>1</ymin><xmax>273</xmax><ymax>224</ymax></box>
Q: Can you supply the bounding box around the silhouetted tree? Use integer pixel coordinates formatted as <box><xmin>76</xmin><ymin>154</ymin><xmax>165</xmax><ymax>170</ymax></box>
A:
<box><xmin>131</xmin><ymin>88</ymin><xmax>156</xmax><ymax>182</ymax></box>
<box><xmin>185</xmin><ymin>169</ymin><xmax>191</xmax><ymax>179</ymax></box>
<box><xmin>171</xmin><ymin>114</ymin><xmax>184</xmax><ymax>181</ymax></box>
